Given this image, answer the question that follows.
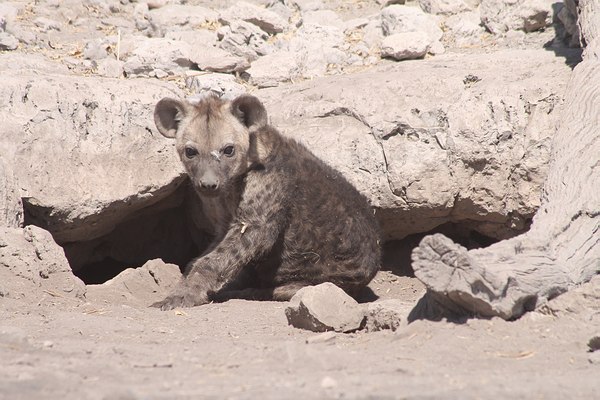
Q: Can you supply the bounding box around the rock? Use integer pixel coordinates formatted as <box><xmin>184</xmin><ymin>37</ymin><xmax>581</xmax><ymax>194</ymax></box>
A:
<box><xmin>218</xmin><ymin>20</ymin><xmax>272</xmax><ymax>62</ymax></box>
<box><xmin>362</xmin><ymin>19</ymin><xmax>385</xmax><ymax>49</ymax></box>
<box><xmin>123</xmin><ymin>38</ymin><xmax>194</xmax><ymax>77</ymax></box>
<box><xmin>557</xmin><ymin>1</ymin><xmax>580</xmax><ymax>47</ymax></box>
<box><xmin>0</xmin><ymin>67</ymin><xmax>185</xmax><ymax>244</ymax></box>
<box><xmin>539</xmin><ymin>275</ymin><xmax>600</xmax><ymax>321</ymax></box>
<box><xmin>480</xmin><ymin>0</ymin><xmax>554</xmax><ymax>34</ymax></box>
<box><xmin>147</xmin><ymin>4</ymin><xmax>218</xmax><ymax>30</ymax></box>
<box><xmin>247</xmin><ymin>50</ymin><xmax>301</xmax><ymax>87</ymax></box>
<box><xmin>258</xmin><ymin>49</ymin><xmax>572</xmax><ymax>240</ymax></box>
<box><xmin>0</xmin><ymin>32</ymin><xmax>18</xmax><ymax>51</ymax></box>
<box><xmin>220</xmin><ymin>1</ymin><xmax>287</xmax><ymax>35</ymax></box>
<box><xmin>380</xmin><ymin>31</ymin><xmax>431</xmax><ymax>60</ymax></box>
<box><xmin>34</xmin><ymin>17</ymin><xmax>61</xmax><ymax>32</ymax></box>
<box><xmin>0</xmin><ymin>226</ymin><xmax>85</xmax><ymax>302</ymax></box>
<box><xmin>165</xmin><ymin>29</ymin><xmax>218</xmax><ymax>50</ymax></box>
<box><xmin>377</xmin><ymin>0</ymin><xmax>407</xmax><ymax>6</ymax></box>
<box><xmin>344</xmin><ymin>17</ymin><xmax>370</xmax><ymax>33</ymax></box>
<box><xmin>185</xmin><ymin>72</ymin><xmax>247</xmax><ymax>99</ymax></box>
<box><xmin>380</xmin><ymin>4</ymin><xmax>443</xmax><ymax>43</ymax></box>
<box><xmin>0</xmin><ymin>159</ymin><xmax>23</xmax><ymax>228</ymax></box>
<box><xmin>364</xmin><ymin>299</ymin><xmax>412</xmax><ymax>332</ymax></box>
<box><xmin>266</xmin><ymin>0</ymin><xmax>299</xmax><ymax>21</ymax></box>
<box><xmin>285</xmin><ymin>283</ymin><xmax>366</xmax><ymax>332</ymax></box>
<box><xmin>589</xmin><ymin>336</ymin><xmax>600</xmax><ymax>352</ymax></box>
<box><xmin>85</xmin><ymin>259</ymin><xmax>182</xmax><ymax>307</ymax></box>
<box><xmin>83</xmin><ymin>39</ymin><xmax>109</xmax><ymax>61</ymax></box>
<box><xmin>302</xmin><ymin>10</ymin><xmax>344</xmax><ymax>29</ymax></box>
<box><xmin>444</xmin><ymin>11</ymin><xmax>487</xmax><ymax>47</ymax></box>
<box><xmin>287</xmin><ymin>23</ymin><xmax>346</xmax><ymax>77</ymax></box>
<box><xmin>418</xmin><ymin>0</ymin><xmax>474</xmax><ymax>15</ymax></box>
<box><xmin>95</xmin><ymin>58</ymin><xmax>124</xmax><ymax>78</ymax></box>
<box><xmin>190</xmin><ymin>46</ymin><xmax>250</xmax><ymax>73</ymax></box>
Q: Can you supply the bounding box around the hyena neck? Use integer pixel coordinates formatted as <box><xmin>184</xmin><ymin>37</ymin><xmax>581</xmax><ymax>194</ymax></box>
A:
<box><xmin>195</xmin><ymin>175</ymin><xmax>245</xmax><ymax>235</ymax></box>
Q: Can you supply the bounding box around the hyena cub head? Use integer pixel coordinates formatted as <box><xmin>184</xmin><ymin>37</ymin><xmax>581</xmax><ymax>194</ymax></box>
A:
<box><xmin>154</xmin><ymin>94</ymin><xmax>268</xmax><ymax>196</ymax></box>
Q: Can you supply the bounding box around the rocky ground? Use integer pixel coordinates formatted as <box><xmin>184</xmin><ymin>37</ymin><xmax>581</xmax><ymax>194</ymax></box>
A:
<box><xmin>1</xmin><ymin>0</ymin><xmax>599</xmax><ymax>399</ymax></box>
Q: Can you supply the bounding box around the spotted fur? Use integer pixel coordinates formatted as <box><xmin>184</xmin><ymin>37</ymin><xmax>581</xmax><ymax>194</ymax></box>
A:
<box><xmin>152</xmin><ymin>94</ymin><xmax>380</xmax><ymax>310</ymax></box>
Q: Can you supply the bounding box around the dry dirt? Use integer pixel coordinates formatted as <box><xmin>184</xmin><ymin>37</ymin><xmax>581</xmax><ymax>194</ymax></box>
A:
<box><xmin>2</xmin><ymin>270</ymin><xmax>599</xmax><ymax>400</ymax></box>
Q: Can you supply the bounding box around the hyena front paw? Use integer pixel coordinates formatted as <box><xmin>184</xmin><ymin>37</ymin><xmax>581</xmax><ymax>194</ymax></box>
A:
<box><xmin>151</xmin><ymin>290</ymin><xmax>209</xmax><ymax>311</ymax></box>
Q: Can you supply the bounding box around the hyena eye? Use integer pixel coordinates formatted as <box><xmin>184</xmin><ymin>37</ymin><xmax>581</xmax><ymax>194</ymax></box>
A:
<box><xmin>184</xmin><ymin>146</ymin><xmax>198</xmax><ymax>158</ymax></box>
<box><xmin>223</xmin><ymin>145</ymin><xmax>235</xmax><ymax>157</ymax></box>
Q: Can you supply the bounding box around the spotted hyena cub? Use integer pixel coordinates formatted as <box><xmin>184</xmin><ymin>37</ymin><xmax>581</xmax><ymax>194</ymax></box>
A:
<box><xmin>152</xmin><ymin>94</ymin><xmax>380</xmax><ymax>310</ymax></box>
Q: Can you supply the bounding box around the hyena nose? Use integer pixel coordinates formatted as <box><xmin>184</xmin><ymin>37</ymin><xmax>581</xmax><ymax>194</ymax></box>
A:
<box><xmin>200</xmin><ymin>180</ymin><xmax>219</xmax><ymax>191</ymax></box>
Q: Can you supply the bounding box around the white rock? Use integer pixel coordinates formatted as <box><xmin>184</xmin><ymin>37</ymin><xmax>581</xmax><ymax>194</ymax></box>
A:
<box><xmin>0</xmin><ymin>159</ymin><xmax>22</xmax><ymax>228</ymax></box>
<box><xmin>165</xmin><ymin>30</ymin><xmax>218</xmax><ymax>50</ymax></box>
<box><xmin>220</xmin><ymin>1</ymin><xmax>287</xmax><ymax>34</ymax></box>
<box><xmin>380</xmin><ymin>31</ymin><xmax>430</xmax><ymax>60</ymax></box>
<box><xmin>0</xmin><ymin>226</ymin><xmax>85</xmax><ymax>301</ymax></box>
<box><xmin>185</xmin><ymin>72</ymin><xmax>247</xmax><ymax>99</ymax></box>
<box><xmin>302</xmin><ymin>10</ymin><xmax>344</xmax><ymax>29</ymax></box>
<box><xmin>85</xmin><ymin>259</ymin><xmax>181</xmax><ymax>307</ymax></box>
<box><xmin>34</xmin><ymin>17</ymin><xmax>61</xmax><ymax>32</ymax></box>
<box><xmin>418</xmin><ymin>0</ymin><xmax>473</xmax><ymax>15</ymax></box>
<box><xmin>444</xmin><ymin>11</ymin><xmax>486</xmax><ymax>47</ymax></box>
<box><xmin>83</xmin><ymin>39</ymin><xmax>109</xmax><ymax>61</ymax></box>
<box><xmin>218</xmin><ymin>20</ymin><xmax>272</xmax><ymax>62</ymax></box>
<box><xmin>362</xmin><ymin>19</ymin><xmax>385</xmax><ymax>49</ymax></box>
<box><xmin>428</xmin><ymin>39</ymin><xmax>446</xmax><ymax>55</ymax></box>
<box><xmin>287</xmin><ymin>23</ymin><xmax>346</xmax><ymax>77</ymax></box>
<box><xmin>95</xmin><ymin>58</ymin><xmax>124</xmax><ymax>78</ymax></box>
<box><xmin>364</xmin><ymin>299</ymin><xmax>412</xmax><ymax>332</ymax></box>
<box><xmin>285</xmin><ymin>283</ymin><xmax>366</xmax><ymax>333</ymax></box>
<box><xmin>0</xmin><ymin>32</ymin><xmax>18</xmax><ymax>51</ymax></box>
<box><xmin>123</xmin><ymin>38</ymin><xmax>193</xmax><ymax>77</ymax></box>
<box><xmin>380</xmin><ymin>4</ymin><xmax>443</xmax><ymax>42</ymax></box>
<box><xmin>480</xmin><ymin>0</ymin><xmax>554</xmax><ymax>34</ymax></box>
<box><xmin>247</xmin><ymin>50</ymin><xmax>301</xmax><ymax>87</ymax></box>
<box><xmin>190</xmin><ymin>46</ymin><xmax>250</xmax><ymax>73</ymax></box>
<box><xmin>148</xmin><ymin>5</ymin><xmax>218</xmax><ymax>29</ymax></box>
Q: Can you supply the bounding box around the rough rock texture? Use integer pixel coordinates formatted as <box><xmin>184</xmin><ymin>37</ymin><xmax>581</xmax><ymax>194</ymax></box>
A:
<box><xmin>185</xmin><ymin>72</ymin><xmax>247</xmax><ymax>99</ymax></box>
<box><xmin>538</xmin><ymin>275</ymin><xmax>600</xmax><ymax>321</ymax></box>
<box><xmin>381</xmin><ymin>4</ymin><xmax>443</xmax><ymax>43</ymax></box>
<box><xmin>364</xmin><ymin>299</ymin><xmax>412</xmax><ymax>331</ymax></box>
<box><xmin>412</xmin><ymin>0</ymin><xmax>600</xmax><ymax>320</ymax></box>
<box><xmin>480</xmin><ymin>0</ymin><xmax>555</xmax><ymax>34</ymax></box>
<box><xmin>0</xmin><ymin>65</ymin><xmax>185</xmax><ymax>244</ymax></box>
<box><xmin>285</xmin><ymin>283</ymin><xmax>366</xmax><ymax>332</ymax></box>
<box><xmin>0</xmin><ymin>226</ymin><xmax>85</xmax><ymax>301</ymax></box>
<box><xmin>85</xmin><ymin>259</ymin><xmax>181</xmax><ymax>307</ymax></box>
<box><xmin>0</xmin><ymin>159</ymin><xmax>22</xmax><ymax>228</ymax></box>
<box><xmin>219</xmin><ymin>1</ymin><xmax>287</xmax><ymax>34</ymax></box>
<box><xmin>380</xmin><ymin>31</ymin><xmax>431</xmax><ymax>60</ymax></box>
<box><xmin>259</xmin><ymin>49</ymin><xmax>573</xmax><ymax>240</ymax></box>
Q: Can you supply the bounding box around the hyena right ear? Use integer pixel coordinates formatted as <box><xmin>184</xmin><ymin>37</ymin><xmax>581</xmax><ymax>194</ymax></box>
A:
<box><xmin>154</xmin><ymin>98</ymin><xmax>188</xmax><ymax>138</ymax></box>
<box><xmin>230</xmin><ymin>95</ymin><xmax>268</xmax><ymax>131</ymax></box>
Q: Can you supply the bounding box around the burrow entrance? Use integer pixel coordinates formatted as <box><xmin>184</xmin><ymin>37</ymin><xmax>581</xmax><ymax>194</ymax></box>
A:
<box><xmin>24</xmin><ymin>184</ymin><xmax>505</xmax><ymax>285</ymax></box>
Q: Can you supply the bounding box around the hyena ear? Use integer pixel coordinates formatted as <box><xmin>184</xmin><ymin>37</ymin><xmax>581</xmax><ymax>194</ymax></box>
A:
<box><xmin>154</xmin><ymin>98</ymin><xmax>187</xmax><ymax>138</ymax></box>
<box><xmin>230</xmin><ymin>95</ymin><xmax>268</xmax><ymax>131</ymax></box>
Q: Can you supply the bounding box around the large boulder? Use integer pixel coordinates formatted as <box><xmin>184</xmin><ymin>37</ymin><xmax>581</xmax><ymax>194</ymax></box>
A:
<box><xmin>0</xmin><ymin>226</ymin><xmax>85</xmax><ymax>301</ymax></box>
<box><xmin>259</xmin><ymin>48</ymin><xmax>573</xmax><ymax>240</ymax></box>
<box><xmin>0</xmin><ymin>57</ymin><xmax>185</xmax><ymax>244</ymax></box>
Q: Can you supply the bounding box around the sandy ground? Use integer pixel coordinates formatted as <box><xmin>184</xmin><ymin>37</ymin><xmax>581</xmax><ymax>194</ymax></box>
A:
<box><xmin>2</xmin><ymin>271</ymin><xmax>599</xmax><ymax>400</ymax></box>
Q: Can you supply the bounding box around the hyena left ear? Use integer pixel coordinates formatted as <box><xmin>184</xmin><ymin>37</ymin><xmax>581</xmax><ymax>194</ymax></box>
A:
<box><xmin>154</xmin><ymin>97</ymin><xmax>188</xmax><ymax>139</ymax></box>
<box><xmin>231</xmin><ymin>95</ymin><xmax>268</xmax><ymax>131</ymax></box>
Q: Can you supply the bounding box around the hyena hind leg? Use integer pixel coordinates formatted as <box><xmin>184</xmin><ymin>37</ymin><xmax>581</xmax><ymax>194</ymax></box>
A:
<box><xmin>272</xmin><ymin>282</ymin><xmax>313</xmax><ymax>301</ymax></box>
